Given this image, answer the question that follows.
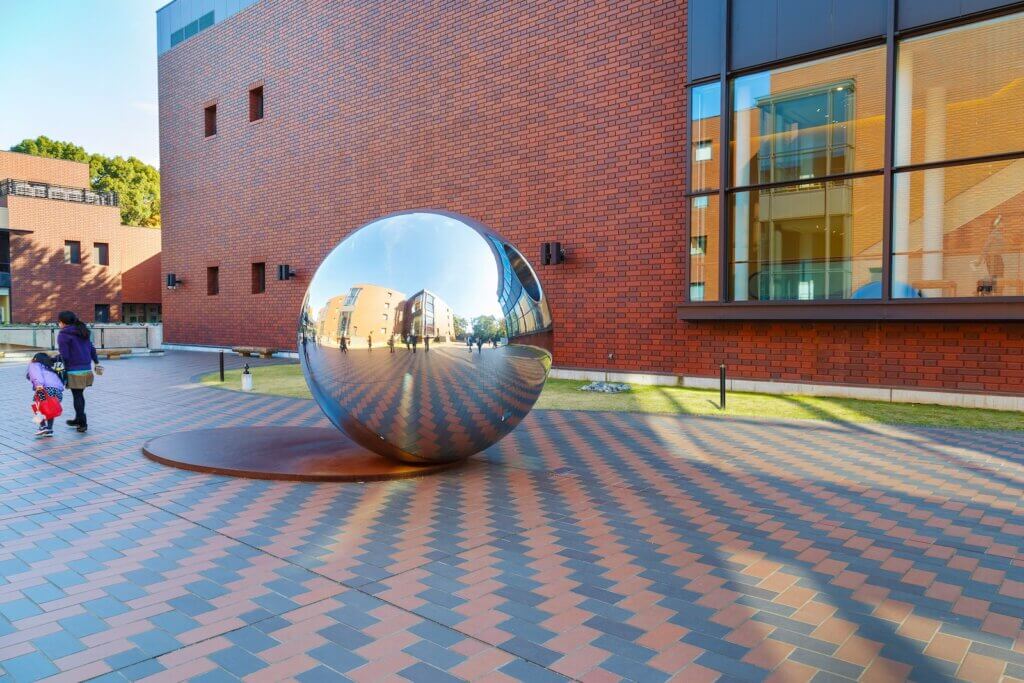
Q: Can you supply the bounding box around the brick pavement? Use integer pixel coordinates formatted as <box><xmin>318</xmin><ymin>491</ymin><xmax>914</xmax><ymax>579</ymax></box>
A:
<box><xmin>0</xmin><ymin>352</ymin><xmax>1022</xmax><ymax>682</ymax></box>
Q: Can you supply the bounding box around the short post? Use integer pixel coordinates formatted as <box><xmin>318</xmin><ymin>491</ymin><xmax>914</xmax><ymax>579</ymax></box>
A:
<box><xmin>219</xmin><ymin>351</ymin><xmax>225</xmax><ymax>382</ymax></box>
<box><xmin>719</xmin><ymin>363</ymin><xmax>726</xmax><ymax>410</ymax></box>
<box><xmin>241</xmin><ymin>364</ymin><xmax>253</xmax><ymax>392</ymax></box>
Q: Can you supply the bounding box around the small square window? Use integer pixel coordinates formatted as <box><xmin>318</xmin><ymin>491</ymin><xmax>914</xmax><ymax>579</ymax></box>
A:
<box><xmin>693</xmin><ymin>195</ymin><xmax>709</xmax><ymax>209</ymax></box>
<box><xmin>694</xmin><ymin>140</ymin><xmax>712</xmax><ymax>162</ymax></box>
<box><xmin>94</xmin><ymin>242</ymin><xmax>109</xmax><ymax>266</ymax></box>
<box><xmin>204</xmin><ymin>104</ymin><xmax>217</xmax><ymax>137</ymax></box>
<box><xmin>251</xmin><ymin>262</ymin><xmax>266</xmax><ymax>294</ymax></box>
<box><xmin>690</xmin><ymin>235</ymin><xmax>707</xmax><ymax>256</ymax></box>
<box><xmin>207</xmin><ymin>266</ymin><xmax>219</xmax><ymax>296</ymax></box>
<box><xmin>249</xmin><ymin>86</ymin><xmax>264</xmax><ymax>122</ymax></box>
<box><xmin>64</xmin><ymin>241</ymin><xmax>81</xmax><ymax>264</ymax></box>
<box><xmin>94</xmin><ymin>304</ymin><xmax>110</xmax><ymax>323</ymax></box>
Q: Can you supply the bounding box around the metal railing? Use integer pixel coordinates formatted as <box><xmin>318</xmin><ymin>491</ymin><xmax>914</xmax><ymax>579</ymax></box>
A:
<box><xmin>0</xmin><ymin>178</ymin><xmax>118</xmax><ymax>207</ymax></box>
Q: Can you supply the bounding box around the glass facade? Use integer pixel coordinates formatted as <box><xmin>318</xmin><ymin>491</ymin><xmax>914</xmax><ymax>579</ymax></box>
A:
<box><xmin>687</xmin><ymin>8</ymin><xmax>1024</xmax><ymax>308</ymax></box>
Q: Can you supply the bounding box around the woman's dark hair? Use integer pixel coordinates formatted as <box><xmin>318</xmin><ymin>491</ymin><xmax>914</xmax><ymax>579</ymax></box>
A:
<box><xmin>58</xmin><ymin>310</ymin><xmax>90</xmax><ymax>339</ymax></box>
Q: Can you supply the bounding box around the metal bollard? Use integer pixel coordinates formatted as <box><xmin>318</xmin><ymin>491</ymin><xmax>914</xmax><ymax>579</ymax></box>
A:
<box><xmin>219</xmin><ymin>351</ymin><xmax>225</xmax><ymax>382</ymax></box>
<box><xmin>719</xmin><ymin>364</ymin><xmax>726</xmax><ymax>410</ymax></box>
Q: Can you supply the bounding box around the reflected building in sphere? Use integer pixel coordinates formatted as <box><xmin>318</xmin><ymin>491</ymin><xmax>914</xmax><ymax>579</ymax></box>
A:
<box><xmin>315</xmin><ymin>284</ymin><xmax>405</xmax><ymax>347</ymax></box>
<box><xmin>401</xmin><ymin>290</ymin><xmax>456</xmax><ymax>342</ymax></box>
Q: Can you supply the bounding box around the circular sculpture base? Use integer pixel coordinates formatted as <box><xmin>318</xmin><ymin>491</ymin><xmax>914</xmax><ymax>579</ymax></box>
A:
<box><xmin>142</xmin><ymin>427</ymin><xmax>464</xmax><ymax>481</ymax></box>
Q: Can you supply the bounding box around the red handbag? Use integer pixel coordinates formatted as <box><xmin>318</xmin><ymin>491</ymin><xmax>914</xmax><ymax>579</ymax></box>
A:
<box><xmin>32</xmin><ymin>389</ymin><xmax>63</xmax><ymax>420</ymax></box>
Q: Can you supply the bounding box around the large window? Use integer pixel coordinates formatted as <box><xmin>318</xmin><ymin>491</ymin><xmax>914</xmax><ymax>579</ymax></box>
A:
<box><xmin>730</xmin><ymin>177</ymin><xmax>884</xmax><ymax>301</ymax></box>
<box><xmin>892</xmin><ymin>161</ymin><xmax>1023</xmax><ymax>297</ymax></box>
<box><xmin>726</xmin><ymin>48</ymin><xmax>886</xmax><ymax>301</ymax></box>
<box><xmin>895</xmin><ymin>13</ymin><xmax>1024</xmax><ymax>166</ymax></box>
<box><xmin>686</xmin><ymin>9</ymin><xmax>1024</xmax><ymax>312</ymax></box>
<box><xmin>731</xmin><ymin>47</ymin><xmax>886</xmax><ymax>188</ymax></box>
<box><xmin>891</xmin><ymin>12</ymin><xmax>1024</xmax><ymax>299</ymax></box>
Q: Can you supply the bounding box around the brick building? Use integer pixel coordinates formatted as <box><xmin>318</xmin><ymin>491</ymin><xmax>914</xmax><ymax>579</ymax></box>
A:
<box><xmin>0</xmin><ymin>151</ymin><xmax>162</xmax><ymax>324</ymax></box>
<box><xmin>157</xmin><ymin>0</ymin><xmax>1024</xmax><ymax>401</ymax></box>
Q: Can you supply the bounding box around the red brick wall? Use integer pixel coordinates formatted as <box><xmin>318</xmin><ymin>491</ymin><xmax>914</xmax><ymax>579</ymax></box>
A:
<box><xmin>157</xmin><ymin>0</ymin><xmax>1024</xmax><ymax>394</ymax></box>
<box><xmin>0</xmin><ymin>151</ymin><xmax>91</xmax><ymax>189</ymax></box>
<box><xmin>5</xmin><ymin>195</ymin><xmax>162</xmax><ymax>323</ymax></box>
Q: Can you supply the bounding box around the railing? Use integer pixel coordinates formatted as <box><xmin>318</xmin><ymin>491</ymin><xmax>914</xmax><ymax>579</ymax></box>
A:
<box><xmin>0</xmin><ymin>323</ymin><xmax>162</xmax><ymax>350</ymax></box>
<box><xmin>0</xmin><ymin>178</ymin><xmax>118</xmax><ymax>207</ymax></box>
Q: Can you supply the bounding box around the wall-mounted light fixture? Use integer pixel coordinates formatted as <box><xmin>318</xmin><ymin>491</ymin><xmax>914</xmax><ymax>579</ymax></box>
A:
<box><xmin>277</xmin><ymin>264</ymin><xmax>297</xmax><ymax>281</ymax></box>
<box><xmin>540</xmin><ymin>242</ymin><xmax>565</xmax><ymax>266</ymax></box>
<box><xmin>166</xmin><ymin>273</ymin><xmax>183</xmax><ymax>289</ymax></box>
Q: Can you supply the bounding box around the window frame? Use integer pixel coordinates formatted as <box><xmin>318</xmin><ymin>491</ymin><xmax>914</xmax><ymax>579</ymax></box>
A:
<box><xmin>207</xmin><ymin>266</ymin><xmax>219</xmax><ymax>296</ymax></box>
<box><xmin>94</xmin><ymin>242</ymin><xmax>110</xmax><ymax>267</ymax></box>
<box><xmin>680</xmin><ymin>2</ymin><xmax>1024</xmax><ymax>320</ymax></box>
<box><xmin>64</xmin><ymin>240</ymin><xmax>81</xmax><ymax>265</ymax></box>
<box><xmin>204</xmin><ymin>104</ymin><xmax>218</xmax><ymax>137</ymax></box>
<box><xmin>249</xmin><ymin>86</ymin><xmax>264</xmax><ymax>122</ymax></box>
<box><xmin>251</xmin><ymin>262</ymin><xmax>266</xmax><ymax>294</ymax></box>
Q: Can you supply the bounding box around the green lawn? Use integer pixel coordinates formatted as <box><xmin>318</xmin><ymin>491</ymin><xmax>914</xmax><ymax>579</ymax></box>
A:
<box><xmin>200</xmin><ymin>364</ymin><xmax>1024</xmax><ymax>431</ymax></box>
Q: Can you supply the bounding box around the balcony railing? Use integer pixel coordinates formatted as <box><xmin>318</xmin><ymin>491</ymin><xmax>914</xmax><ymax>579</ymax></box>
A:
<box><xmin>0</xmin><ymin>178</ymin><xmax>118</xmax><ymax>207</ymax></box>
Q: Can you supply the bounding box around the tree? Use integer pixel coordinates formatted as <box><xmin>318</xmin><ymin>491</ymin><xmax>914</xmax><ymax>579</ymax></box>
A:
<box><xmin>453</xmin><ymin>315</ymin><xmax>468</xmax><ymax>340</ymax></box>
<box><xmin>10</xmin><ymin>136</ymin><xmax>161</xmax><ymax>227</ymax></box>
<box><xmin>471</xmin><ymin>314</ymin><xmax>501</xmax><ymax>340</ymax></box>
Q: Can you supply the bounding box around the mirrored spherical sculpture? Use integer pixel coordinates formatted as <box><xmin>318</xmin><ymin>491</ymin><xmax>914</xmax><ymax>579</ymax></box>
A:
<box><xmin>299</xmin><ymin>211</ymin><xmax>554</xmax><ymax>464</ymax></box>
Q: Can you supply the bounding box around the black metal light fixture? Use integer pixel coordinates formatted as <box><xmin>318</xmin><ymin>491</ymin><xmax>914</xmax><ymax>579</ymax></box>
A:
<box><xmin>540</xmin><ymin>242</ymin><xmax>565</xmax><ymax>266</ymax></box>
<box><xmin>277</xmin><ymin>264</ymin><xmax>297</xmax><ymax>281</ymax></box>
<box><xmin>166</xmin><ymin>273</ymin><xmax>183</xmax><ymax>289</ymax></box>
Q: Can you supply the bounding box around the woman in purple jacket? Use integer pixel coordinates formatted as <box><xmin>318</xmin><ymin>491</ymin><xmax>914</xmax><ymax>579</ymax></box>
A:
<box><xmin>27</xmin><ymin>353</ymin><xmax>64</xmax><ymax>437</ymax></box>
<box><xmin>57</xmin><ymin>311</ymin><xmax>102</xmax><ymax>433</ymax></box>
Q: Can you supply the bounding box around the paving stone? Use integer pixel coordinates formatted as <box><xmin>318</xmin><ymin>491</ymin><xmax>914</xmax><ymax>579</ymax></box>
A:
<box><xmin>0</xmin><ymin>352</ymin><xmax>1021</xmax><ymax>681</ymax></box>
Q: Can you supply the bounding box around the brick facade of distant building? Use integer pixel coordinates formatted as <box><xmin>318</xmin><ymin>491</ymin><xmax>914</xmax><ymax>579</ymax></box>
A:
<box><xmin>0</xmin><ymin>151</ymin><xmax>162</xmax><ymax>324</ymax></box>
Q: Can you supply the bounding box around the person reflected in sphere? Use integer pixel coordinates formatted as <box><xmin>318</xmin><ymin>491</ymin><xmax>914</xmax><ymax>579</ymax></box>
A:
<box><xmin>388</xmin><ymin>335</ymin><xmax>395</xmax><ymax>354</ymax></box>
<box><xmin>476</xmin><ymin>337</ymin><xmax>484</xmax><ymax>354</ymax></box>
<box><xmin>404</xmin><ymin>334</ymin><xmax>410</xmax><ymax>350</ymax></box>
<box><xmin>367</xmin><ymin>333</ymin><xmax>373</xmax><ymax>350</ymax></box>
<box><xmin>424</xmin><ymin>335</ymin><xmax>430</xmax><ymax>352</ymax></box>
<box><xmin>411</xmin><ymin>334</ymin><xmax>418</xmax><ymax>354</ymax></box>
<box><xmin>339</xmin><ymin>335</ymin><xmax>347</xmax><ymax>353</ymax></box>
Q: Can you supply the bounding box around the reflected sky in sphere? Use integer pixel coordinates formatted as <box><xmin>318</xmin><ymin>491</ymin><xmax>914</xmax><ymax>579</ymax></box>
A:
<box><xmin>305</xmin><ymin>213</ymin><xmax>503</xmax><ymax>320</ymax></box>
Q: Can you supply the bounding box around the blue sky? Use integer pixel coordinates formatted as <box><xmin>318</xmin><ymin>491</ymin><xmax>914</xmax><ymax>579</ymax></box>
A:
<box><xmin>0</xmin><ymin>0</ymin><xmax>165</xmax><ymax>167</ymax></box>
<box><xmin>306</xmin><ymin>213</ymin><xmax>504</xmax><ymax>322</ymax></box>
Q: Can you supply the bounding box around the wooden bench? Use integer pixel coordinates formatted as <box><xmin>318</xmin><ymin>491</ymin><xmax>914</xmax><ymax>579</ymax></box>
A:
<box><xmin>232</xmin><ymin>346</ymin><xmax>277</xmax><ymax>359</ymax></box>
<box><xmin>96</xmin><ymin>348</ymin><xmax>132</xmax><ymax>360</ymax></box>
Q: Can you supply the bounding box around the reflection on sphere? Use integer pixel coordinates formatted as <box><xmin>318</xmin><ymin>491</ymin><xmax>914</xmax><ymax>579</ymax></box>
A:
<box><xmin>299</xmin><ymin>211</ymin><xmax>553</xmax><ymax>464</ymax></box>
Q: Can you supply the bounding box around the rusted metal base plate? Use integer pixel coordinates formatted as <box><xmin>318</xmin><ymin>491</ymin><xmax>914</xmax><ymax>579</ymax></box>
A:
<box><xmin>142</xmin><ymin>427</ymin><xmax>464</xmax><ymax>481</ymax></box>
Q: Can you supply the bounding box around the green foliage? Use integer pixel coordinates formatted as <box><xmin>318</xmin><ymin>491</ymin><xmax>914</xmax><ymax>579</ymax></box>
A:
<box><xmin>471</xmin><ymin>314</ymin><xmax>500</xmax><ymax>340</ymax></box>
<box><xmin>452</xmin><ymin>315</ymin><xmax>468</xmax><ymax>339</ymax></box>
<box><xmin>10</xmin><ymin>136</ymin><xmax>161</xmax><ymax>227</ymax></box>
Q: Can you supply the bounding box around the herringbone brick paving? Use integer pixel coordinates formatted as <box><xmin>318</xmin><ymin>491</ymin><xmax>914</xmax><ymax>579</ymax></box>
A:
<box><xmin>0</xmin><ymin>352</ymin><xmax>1021</xmax><ymax>682</ymax></box>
